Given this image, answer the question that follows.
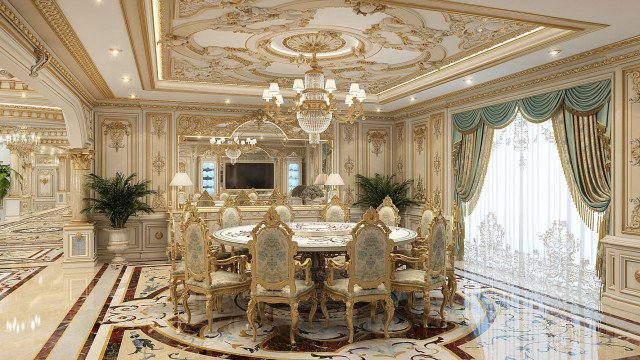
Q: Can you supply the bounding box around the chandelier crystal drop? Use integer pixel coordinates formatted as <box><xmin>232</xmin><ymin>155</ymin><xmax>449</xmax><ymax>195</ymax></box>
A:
<box><xmin>263</xmin><ymin>49</ymin><xmax>366</xmax><ymax>144</ymax></box>
<box><xmin>210</xmin><ymin>136</ymin><xmax>257</xmax><ymax>165</ymax></box>
<box><xmin>4</xmin><ymin>125</ymin><xmax>40</xmax><ymax>157</ymax></box>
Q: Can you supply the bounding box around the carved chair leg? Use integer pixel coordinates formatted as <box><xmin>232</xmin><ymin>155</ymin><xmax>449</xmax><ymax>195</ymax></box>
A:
<box><xmin>448</xmin><ymin>274</ymin><xmax>457</xmax><ymax>307</ymax></box>
<box><xmin>170</xmin><ymin>279</ymin><xmax>178</xmax><ymax>314</ymax></box>
<box><xmin>345</xmin><ymin>301</ymin><xmax>354</xmax><ymax>343</ymax></box>
<box><xmin>308</xmin><ymin>291</ymin><xmax>318</xmax><ymax>323</ymax></box>
<box><xmin>218</xmin><ymin>295</ymin><xmax>224</xmax><ymax>313</ymax></box>
<box><xmin>258</xmin><ymin>302</ymin><xmax>266</xmax><ymax>323</ymax></box>
<box><xmin>206</xmin><ymin>293</ymin><xmax>214</xmax><ymax>332</ymax></box>
<box><xmin>423</xmin><ymin>289</ymin><xmax>430</xmax><ymax>327</ymax></box>
<box><xmin>247</xmin><ymin>298</ymin><xmax>257</xmax><ymax>341</ymax></box>
<box><xmin>182</xmin><ymin>289</ymin><xmax>191</xmax><ymax>324</ymax></box>
<box><xmin>440</xmin><ymin>286</ymin><xmax>447</xmax><ymax>322</ymax></box>
<box><xmin>320</xmin><ymin>291</ymin><xmax>329</xmax><ymax>328</ymax></box>
<box><xmin>384</xmin><ymin>295</ymin><xmax>394</xmax><ymax>339</ymax></box>
<box><xmin>290</xmin><ymin>302</ymin><xmax>299</xmax><ymax>345</ymax></box>
<box><xmin>370</xmin><ymin>300</ymin><xmax>377</xmax><ymax>322</ymax></box>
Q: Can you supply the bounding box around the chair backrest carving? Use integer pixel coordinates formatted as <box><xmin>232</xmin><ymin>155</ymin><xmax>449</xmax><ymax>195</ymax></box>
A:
<box><xmin>321</xmin><ymin>195</ymin><xmax>350</xmax><ymax>222</ymax></box>
<box><xmin>197</xmin><ymin>190</ymin><xmax>215</xmax><ymax>207</ymax></box>
<box><xmin>248</xmin><ymin>207</ymin><xmax>297</xmax><ymax>293</ymax></box>
<box><xmin>218</xmin><ymin>197</ymin><xmax>242</xmax><ymax>229</ymax></box>
<box><xmin>424</xmin><ymin>211</ymin><xmax>448</xmax><ymax>279</ymax></box>
<box><xmin>346</xmin><ymin>207</ymin><xmax>393</xmax><ymax>293</ymax></box>
<box><xmin>248</xmin><ymin>188</ymin><xmax>259</xmax><ymax>202</ymax></box>
<box><xmin>274</xmin><ymin>195</ymin><xmax>295</xmax><ymax>222</ymax></box>
<box><xmin>269</xmin><ymin>188</ymin><xmax>281</xmax><ymax>201</ymax></box>
<box><xmin>376</xmin><ymin>195</ymin><xmax>400</xmax><ymax>227</ymax></box>
<box><xmin>235</xmin><ymin>190</ymin><xmax>252</xmax><ymax>206</ymax></box>
<box><xmin>167</xmin><ymin>211</ymin><xmax>181</xmax><ymax>270</ymax></box>
<box><xmin>181</xmin><ymin>204</ymin><xmax>213</xmax><ymax>287</ymax></box>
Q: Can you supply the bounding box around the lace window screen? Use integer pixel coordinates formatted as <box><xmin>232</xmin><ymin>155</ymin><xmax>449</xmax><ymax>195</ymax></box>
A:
<box><xmin>463</xmin><ymin>113</ymin><xmax>600</xmax><ymax>307</ymax></box>
<box><xmin>202</xmin><ymin>162</ymin><xmax>215</xmax><ymax>193</ymax></box>
<box><xmin>287</xmin><ymin>162</ymin><xmax>301</xmax><ymax>194</ymax></box>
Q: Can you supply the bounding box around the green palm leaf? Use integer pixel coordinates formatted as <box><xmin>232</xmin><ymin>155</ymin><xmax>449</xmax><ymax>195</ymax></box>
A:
<box><xmin>354</xmin><ymin>173</ymin><xmax>419</xmax><ymax>210</ymax></box>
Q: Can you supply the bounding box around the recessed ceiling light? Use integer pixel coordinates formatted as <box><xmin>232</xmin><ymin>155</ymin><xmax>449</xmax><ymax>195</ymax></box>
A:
<box><xmin>376</xmin><ymin>108</ymin><xmax>381</xmax><ymax>112</ymax></box>
<box><xmin>129</xmin><ymin>93</ymin><xmax>136</xmax><ymax>99</ymax></box>
<box><xmin>121</xmin><ymin>76</ymin><xmax>131</xmax><ymax>83</ymax></box>
<box><xmin>224</xmin><ymin>99</ymin><xmax>230</xmax><ymax>104</ymax></box>
<box><xmin>549</xmin><ymin>49</ymin><xmax>561</xmax><ymax>56</ymax></box>
<box><xmin>20</xmin><ymin>92</ymin><xmax>26</xmax><ymax>98</ymax></box>
<box><xmin>410</xmin><ymin>96</ymin><xmax>416</xmax><ymax>101</ymax></box>
<box><xmin>109</xmin><ymin>48</ymin><xmax>122</xmax><ymax>56</ymax></box>
<box><xmin>464</xmin><ymin>78</ymin><xmax>473</xmax><ymax>85</ymax></box>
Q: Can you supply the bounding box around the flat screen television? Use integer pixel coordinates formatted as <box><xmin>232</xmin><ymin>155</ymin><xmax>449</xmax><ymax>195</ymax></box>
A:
<box><xmin>224</xmin><ymin>162</ymin><xmax>274</xmax><ymax>189</ymax></box>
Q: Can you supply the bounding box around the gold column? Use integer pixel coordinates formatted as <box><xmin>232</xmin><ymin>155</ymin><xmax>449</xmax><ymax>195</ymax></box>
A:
<box><xmin>22</xmin><ymin>159</ymin><xmax>32</xmax><ymax>196</ymax></box>
<box><xmin>68</xmin><ymin>149</ymin><xmax>94</xmax><ymax>223</ymax></box>
<box><xmin>8</xmin><ymin>150</ymin><xmax>21</xmax><ymax>197</ymax></box>
<box><xmin>57</xmin><ymin>155</ymin><xmax>67</xmax><ymax>192</ymax></box>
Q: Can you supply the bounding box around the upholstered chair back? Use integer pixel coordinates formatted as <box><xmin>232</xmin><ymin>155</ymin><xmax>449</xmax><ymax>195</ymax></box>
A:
<box><xmin>347</xmin><ymin>207</ymin><xmax>393</xmax><ymax>292</ymax></box>
<box><xmin>321</xmin><ymin>195</ymin><xmax>350</xmax><ymax>223</ymax></box>
<box><xmin>418</xmin><ymin>208</ymin><xmax>434</xmax><ymax>239</ymax></box>
<box><xmin>235</xmin><ymin>190</ymin><xmax>251</xmax><ymax>206</ymax></box>
<box><xmin>197</xmin><ymin>190</ymin><xmax>215</xmax><ymax>207</ymax></box>
<box><xmin>376</xmin><ymin>195</ymin><xmax>400</xmax><ymax>227</ymax></box>
<box><xmin>249</xmin><ymin>208</ymin><xmax>297</xmax><ymax>293</ymax></box>
<box><xmin>425</xmin><ymin>212</ymin><xmax>448</xmax><ymax>278</ymax></box>
<box><xmin>181</xmin><ymin>205</ymin><xmax>212</xmax><ymax>287</ymax></box>
<box><xmin>274</xmin><ymin>195</ymin><xmax>295</xmax><ymax>222</ymax></box>
<box><xmin>219</xmin><ymin>197</ymin><xmax>242</xmax><ymax>229</ymax></box>
<box><xmin>219</xmin><ymin>191</ymin><xmax>229</xmax><ymax>201</ymax></box>
<box><xmin>248</xmin><ymin>188</ymin><xmax>259</xmax><ymax>202</ymax></box>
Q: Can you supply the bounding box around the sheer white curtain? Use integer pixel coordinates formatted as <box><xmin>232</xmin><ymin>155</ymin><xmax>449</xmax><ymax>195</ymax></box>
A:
<box><xmin>463</xmin><ymin>113</ymin><xmax>600</xmax><ymax>307</ymax></box>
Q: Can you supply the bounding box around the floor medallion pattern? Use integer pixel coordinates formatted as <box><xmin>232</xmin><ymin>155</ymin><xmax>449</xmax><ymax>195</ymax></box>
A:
<box><xmin>80</xmin><ymin>265</ymin><xmax>640</xmax><ymax>359</ymax></box>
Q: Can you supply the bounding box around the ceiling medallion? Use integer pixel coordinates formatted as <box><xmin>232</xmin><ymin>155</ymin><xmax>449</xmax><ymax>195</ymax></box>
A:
<box><xmin>283</xmin><ymin>31</ymin><xmax>346</xmax><ymax>55</ymax></box>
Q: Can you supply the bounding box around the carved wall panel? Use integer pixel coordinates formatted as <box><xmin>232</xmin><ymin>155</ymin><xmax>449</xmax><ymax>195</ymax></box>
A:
<box><xmin>428</xmin><ymin>112</ymin><xmax>445</xmax><ymax>210</ymax></box>
<box><xmin>411</xmin><ymin>122</ymin><xmax>428</xmax><ymax>203</ymax></box>
<box><xmin>394</xmin><ymin>122</ymin><xmax>405</xmax><ymax>180</ymax></box>
<box><xmin>624</xmin><ymin>68</ymin><xmax>640</xmax><ymax>234</ymax></box>
<box><xmin>338</xmin><ymin>122</ymin><xmax>358</xmax><ymax>204</ymax></box>
<box><xmin>97</xmin><ymin>114</ymin><xmax>138</xmax><ymax>178</ymax></box>
<box><xmin>146</xmin><ymin>112</ymin><xmax>172</xmax><ymax>210</ymax></box>
<box><xmin>364</xmin><ymin>126</ymin><xmax>391</xmax><ymax>177</ymax></box>
<box><xmin>36</xmin><ymin>168</ymin><xmax>54</xmax><ymax>198</ymax></box>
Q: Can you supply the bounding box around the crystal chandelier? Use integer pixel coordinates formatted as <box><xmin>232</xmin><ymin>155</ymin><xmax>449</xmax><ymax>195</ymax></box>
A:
<box><xmin>262</xmin><ymin>52</ymin><xmax>366</xmax><ymax>144</ymax></box>
<box><xmin>210</xmin><ymin>136</ymin><xmax>257</xmax><ymax>164</ymax></box>
<box><xmin>4</xmin><ymin>125</ymin><xmax>40</xmax><ymax>157</ymax></box>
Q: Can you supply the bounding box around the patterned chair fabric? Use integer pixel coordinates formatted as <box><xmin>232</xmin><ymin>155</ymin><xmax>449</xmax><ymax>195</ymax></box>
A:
<box><xmin>246</xmin><ymin>208</ymin><xmax>317</xmax><ymax>344</ymax></box>
<box><xmin>376</xmin><ymin>196</ymin><xmax>400</xmax><ymax>227</ymax></box>
<box><xmin>248</xmin><ymin>189</ymin><xmax>259</xmax><ymax>202</ymax></box>
<box><xmin>321</xmin><ymin>195</ymin><xmax>350</xmax><ymax>223</ymax></box>
<box><xmin>273</xmin><ymin>195</ymin><xmax>295</xmax><ymax>222</ymax></box>
<box><xmin>219</xmin><ymin>198</ymin><xmax>242</xmax><ymax>229</ymax></box>
<box><xmin>219</xmin><ymin>191</ymin><xmax>229</xmax><ymax>201</ymax></box>
<box><xmin>167</xmin><ymin>211</ymin><xmax>184</xmax><ymax>314</ymax></box>
<box><xmin>321</xmin><ymin>207</ymin><xmax>395</xmax><ymax>343</ymax></box>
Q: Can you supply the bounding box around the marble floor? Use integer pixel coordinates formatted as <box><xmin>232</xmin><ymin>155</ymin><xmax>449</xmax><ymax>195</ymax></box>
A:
<box><xmin>1</xmin><ymin>210</ymin><xmax>639</xmax><ymax>359</ymax></box>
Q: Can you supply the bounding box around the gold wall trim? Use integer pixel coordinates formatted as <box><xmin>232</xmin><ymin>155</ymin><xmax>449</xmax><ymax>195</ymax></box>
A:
<box><xmin>32</xmin><ymin>0</ymin><xmax>113</xmax><ymax>98</ymax></box>
<box><xmin>622</xmin><ymin>65</ymin><xmax>640</xmax><ymax>235</ymax></box>
<box><xmin>0</xmin><ymin>2</ymin><xmax>95</xmax><ymax>104</ymax></box>
<box><xmin>0</xmin><ymin>105</ymin><xmax>64</xmax><ymax>121</ymax></box>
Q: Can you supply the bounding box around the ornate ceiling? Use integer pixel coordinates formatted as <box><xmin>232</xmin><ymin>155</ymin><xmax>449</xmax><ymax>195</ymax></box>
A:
<box><xmin>156</xmin><ymin>0</ymin><xmax>540</xmax><ymax>94</ymax></box>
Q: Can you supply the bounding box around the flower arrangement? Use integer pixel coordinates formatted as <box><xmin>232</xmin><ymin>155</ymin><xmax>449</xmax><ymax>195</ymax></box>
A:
<box><xmin>301</xmin><ymin>185</ymin><xmax>323</xmax><ymax>200</ymax></box>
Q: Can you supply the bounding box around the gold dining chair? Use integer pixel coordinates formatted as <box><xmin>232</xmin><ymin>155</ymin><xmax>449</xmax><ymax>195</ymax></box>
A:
<box><xmin>320</xmin><ymin>207</ymin><xmax>395</xmax><ymax>343</ymax></box>
<box><xmin>246</xmin><ymin>207</ymin><xmax>317</xmax><ymax>344</ymax></box>
<box><xmin>273</xmin><ymin>195</ymin><xmax>295</xmax><ymax>222</ymax></box>
<box><xmin>390</xmin><ymin>210</ymin><xmax>449</xmax><ymax>327</ymax></box>
<box><xmin>376</xmin><ymin>195</ymin><xmax>401</xmax><ymax>227</ymax></box>
<box><xmin>180</xmin><ymin>205</ymin><xmax>250</xmax><ymax>332</ymax></box>
<box><xmin>167</xmin><ymin>210</ymin><xmax>184</xmax><ymax>314</ymax></box>
<box><xmin>320</xmin><ymin>195</ymin><xmax>351</xmax><ymax>222</ymax></box>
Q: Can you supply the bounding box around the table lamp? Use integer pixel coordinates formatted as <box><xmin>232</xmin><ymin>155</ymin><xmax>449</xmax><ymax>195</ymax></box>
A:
<box><xmin>170</xmin><ymin>172</ymin><xmax>193</xmax><ymax>209</ymax></box>
<box><xmin>324</xmin><ymin>173</ymin><xmax>344</xmax><ymax>201</ymax></box>
<box><xmin>313</xmin><ymin>173</ymin><xmax>328</xmax><ymax>185</ymax></box>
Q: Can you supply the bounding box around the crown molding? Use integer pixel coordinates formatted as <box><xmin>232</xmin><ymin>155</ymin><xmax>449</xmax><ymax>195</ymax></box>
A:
<box><xmin>0</xmin><ymin>103</ymin><xmax>64</xmax><ymax>121</ymax></box>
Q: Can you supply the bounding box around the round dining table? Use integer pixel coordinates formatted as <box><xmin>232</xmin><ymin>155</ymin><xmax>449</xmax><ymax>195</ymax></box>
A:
<box><xmin>213</xmin><ymin>222</ymin><xmax>417</xmax><ymax>283</ymax></box>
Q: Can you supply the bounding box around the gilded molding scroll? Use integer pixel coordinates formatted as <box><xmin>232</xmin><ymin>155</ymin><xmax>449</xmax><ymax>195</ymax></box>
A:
<box><xmin>82</xmin><ymin>105</ymin><xmax>94</xmax><ymax>141</ymax></box>
<box><xmin>432</xmin><ymin>187</ymin><xmax>442</xmax><ymax>210</ymax></box>
<box><xmin>152</xmin><ymin>152</ymin><xmax>166</xmax><ymax>176</ymax></box>
<box><xmin>178</xmin><ymin>0</ymin><xmax>258</xmax><ymax>18</ymax></box>
<box><xmin>150</xmin><ymin>113</ymin><xmax>168</xmax><ymax>139</ymax></box>
<box><xmin>152</xmin><ymin>186</ymin><xmax>166</xmax><ymax>209</ymax></box>
<box><xmin>347</xmin><ymin>1</ymin><xmax>386</xmax><ymax>16</ymax></box>
<box><xmin>631</xmin><ymin>138</ymin><xmax>640</xmax><ymax>166</ymax></box>
<box><xmin>344</xmin><ymin>156</ymin><xmax>355</xmax><ymax>176</ymax></box>
<box><xmin>344</xmin><ymin>185</ymin><xmax>355</xmax><ymax>205</ymax></box>
<box><xmin>103</xmin><ymin>121</ymin><xmax>131</xmax><ymax>153</ymax></box>
<box><xmin>432</xmin><ymin>114</ymin><xmax>443</xmax><ymax>140</ymax></box>
<box><xmin>413</xmin><ymin>125</ymin><xmax>426</xmax><ymax>154</ymax></box>
<box><xmin>413</xmin><ymin>175</ymin><xmax>426</xmax><ymax>202</ymax></box>
<box><xmin>433</xmin><ymin>152</ymin><xmax>441</xmax><ymax>176</ymax></box>
<box><xmin>630</xmin><ymin>71</ymin><xmax>640</xmax><ymax>103</ymax></box>
<box><xmin>367</xmin><ymin>130</ymin><xmax>387</xmax><ymax>156</ymax></box>
<box><xmin>68</xmin><ymin>150</ymin><xmax>94</xmax><ymax>170</ymax></box>
<box><xmin>630</xmin><ymin>197</ymin><xmax>640</xmax><ymax>229</ymax></box>
<box><xmin>395</xmin><ymin>123</ymin><xmax>404</xmax><ymax>144</ymax></box>
<box><xmin>343</xmin><ymin>122</ymin><xmax>355</xmax><ymax>143</ymax></box>
<box><xmin>395</xmin><ymin>158</ymin><xmax>403</xmax><ymax>175</ymax></box>
<box><xmin>29</xmin><ymin>48</ymin><xmax>49</xmax><ymax>78</ymax></box>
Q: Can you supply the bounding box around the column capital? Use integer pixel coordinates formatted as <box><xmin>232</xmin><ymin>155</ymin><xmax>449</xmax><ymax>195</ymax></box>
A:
<box><xmin>68</xmin><ymin>149</ymin><xmax>94</xmax><ymax>170</ymax></box>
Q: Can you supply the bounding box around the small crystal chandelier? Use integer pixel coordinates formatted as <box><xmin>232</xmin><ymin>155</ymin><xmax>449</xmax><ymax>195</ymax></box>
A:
<box><xmin>4</xmin><ymin>125</ymin><xmax>40</xmax><ymax>158</ymax></box>
<box><xmin>210</xmin><ymin>136</ymin><xmax>257</xmax><ymax>164</ymax></box>
<box><xmin>263</xmin><ymin>52</ymin><xmax>366</xmax><ymax>144</ymax></box>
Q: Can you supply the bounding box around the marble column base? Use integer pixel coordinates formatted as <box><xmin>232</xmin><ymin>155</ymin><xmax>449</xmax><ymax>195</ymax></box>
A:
<box><xmin>62</xmin><ymin>222</ymin><xmax>97</xmax><ymax>269</ymax></box>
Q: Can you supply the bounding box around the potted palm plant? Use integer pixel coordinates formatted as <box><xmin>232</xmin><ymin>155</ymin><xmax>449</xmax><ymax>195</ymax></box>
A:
<box><xmin>354</xmin><ymin>173</ymin><xmax>419</xmax><ymax>210</ymax></box>
<box><xmin>82</xmin><ymin>172</ymin><xmax>155</xmax><ymax>263</ymax></box>
<box><xmin>0</xmin><ymin>165</ymin><xmax>22</xmax><ymax>219</ymax></box>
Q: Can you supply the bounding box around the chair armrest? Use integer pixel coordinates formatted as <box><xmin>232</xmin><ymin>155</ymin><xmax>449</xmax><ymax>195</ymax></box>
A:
<box><xmin>216</xmin><ymin>255</ymin><xmax>248</xmax><ymax>281</ymax></box>
<box><xmin>295</xmin><ymin>258</ymin><xmax>312</xmax><ymax>286</ymax></box>
<box><xmin>326</xmin><ymin>258</ymin><xmax>348</xmax><ymax>286</ymax></box>
<box><xmin>390</xmin><ymin>253</ymin><xmax>421</xmax><ymax>265</ymax></box>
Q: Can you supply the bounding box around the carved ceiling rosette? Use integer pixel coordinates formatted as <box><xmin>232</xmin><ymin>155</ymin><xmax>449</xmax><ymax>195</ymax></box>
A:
<box><xmin>103</xmin><ymin>121</ymin><xmax>130</xmax><ymax>153</ymax></box>
<box><xmin>413</xmin><ymin>125</ymin><xmax>426</xmax><ymax>154</ymax></box>
<box><xmin>367</xmin><ymin>130</ymin><xmax>387</xmax><ymax>156</ymax></box>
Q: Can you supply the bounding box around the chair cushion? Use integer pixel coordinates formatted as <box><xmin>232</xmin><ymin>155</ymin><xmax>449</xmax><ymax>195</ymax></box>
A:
<box><xmin>253</xmin><ymin>279</ymin><xmax>313</xmax><ymax>298</ymax></box>
<box><xmin>171</xmin><ymin>260</ymin><xmax>184</xmax><ymax>275</ymax></box>
<box><xmin>324</xmin><ymin>278</ymin><xmax>387</xmax><ymax>297</ymax></box>
<box><xmin>392</xmin><ymin>269</ymin><xmax>446</xmax><ymax>287</ymax></box>
<box><xmin>186</xmin><ymin>270</ymin><xmax>249</xmax><ymax>289</ymax></box>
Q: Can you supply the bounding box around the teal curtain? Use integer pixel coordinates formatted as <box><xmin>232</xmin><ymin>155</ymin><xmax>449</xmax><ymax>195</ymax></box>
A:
<box><xmin>451</xmin><ymin>79</ymin><xmax>612</xmax><ymax>272</ymax></box>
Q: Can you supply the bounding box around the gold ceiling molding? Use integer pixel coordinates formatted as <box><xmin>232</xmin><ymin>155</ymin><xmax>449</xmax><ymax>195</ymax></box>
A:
<box><xmin>0</xmin><ymin>106</ymin><xmax>64</xmax><ymax>121</ymax></box>
<box><xmin>392</xmin><ymin>35</ymin><xmax>640</xmax><ymax>118</ymax></box>
<box><xmin>0</xmin><ymin>124</ymin><xmax>67</xmax><ymax>137</ymax></box>
<box><xmin>0</xmin><ymin>2</ymin><xmax>95</xmax><ymax>104</ymax></box>
<box><xmin>32</xmin><ymin>0</ymin><xmax>113</xmax><ymax>98</ymax></box>
<box><xmin>0</xmin><ymin>78</ymin><xmax>31</xmax><ymax>91</ymax></box>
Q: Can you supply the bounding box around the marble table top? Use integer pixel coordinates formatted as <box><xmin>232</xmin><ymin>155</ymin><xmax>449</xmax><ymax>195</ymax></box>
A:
<box><xmin>213</xmin><ymin>221</ymin><xmax>417</xmax><ymax>252</ymax></box>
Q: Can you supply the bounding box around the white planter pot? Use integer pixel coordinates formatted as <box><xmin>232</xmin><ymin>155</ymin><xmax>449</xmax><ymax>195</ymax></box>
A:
<box><xmin>105</xmin><ymin>228</ymin><xmax>129</xmax><ymax>264</ymax></box>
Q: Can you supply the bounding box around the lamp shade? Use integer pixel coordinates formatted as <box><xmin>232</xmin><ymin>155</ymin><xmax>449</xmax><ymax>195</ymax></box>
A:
<box><xmin>169</xmin><ymin>172</ymin><xmax>193</xmax><ymax>187</ymax></box>
<box><xmin>313</xmin><ymin>173</ymin><xmax>328</xmax><ymax>185</ymax></box>
<box><xmin>325</xmin><ymin>173</ymin><xmax>345</xmax><ymax>186</ymax></box>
